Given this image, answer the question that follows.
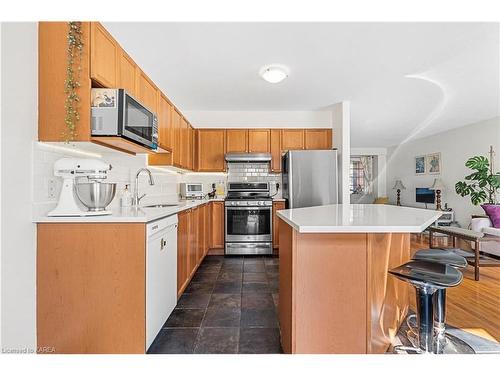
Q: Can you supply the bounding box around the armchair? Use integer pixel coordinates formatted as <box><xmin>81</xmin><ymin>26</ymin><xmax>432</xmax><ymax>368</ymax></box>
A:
<box><xmin>471</xmin><ymin>217</ymin><xmax>500</xmax><ymax>257</ymax></box>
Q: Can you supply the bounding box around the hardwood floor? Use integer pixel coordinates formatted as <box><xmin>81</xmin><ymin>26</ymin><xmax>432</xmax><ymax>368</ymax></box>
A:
<box><xmin>411</xmin><ymin>234</ymin><xmax>500</xmax><ymax>342</ymax></box>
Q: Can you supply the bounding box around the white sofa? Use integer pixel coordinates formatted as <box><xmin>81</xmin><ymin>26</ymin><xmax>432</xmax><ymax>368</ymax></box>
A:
<box><xmin>471</xmin><ymin>217</ymin><xmax>500</xmax><ymax>257</ymax></box>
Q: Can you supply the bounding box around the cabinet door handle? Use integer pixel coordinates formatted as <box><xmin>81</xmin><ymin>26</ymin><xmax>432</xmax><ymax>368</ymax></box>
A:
<box><xmin>160</xmin><ymin>238</ymin><xmax>167</xmax><ymax>250</ymax></box>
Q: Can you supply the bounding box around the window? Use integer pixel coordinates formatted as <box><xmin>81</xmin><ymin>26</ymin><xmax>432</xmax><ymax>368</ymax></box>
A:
<box><xmin>350</xmin><ymin>159</ymin><xmax>365</xmax><ymax>194</ymax></box>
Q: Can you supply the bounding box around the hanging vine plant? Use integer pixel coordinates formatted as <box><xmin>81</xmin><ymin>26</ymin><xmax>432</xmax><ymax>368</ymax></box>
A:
<box><xmin>63</xmin><ymin>21</ymin><xmax>84</xmax><ymax>142</ymax></box>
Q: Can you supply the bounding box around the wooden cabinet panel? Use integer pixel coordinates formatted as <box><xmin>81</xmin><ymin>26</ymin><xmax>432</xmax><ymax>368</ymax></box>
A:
<box><xmin>210</xmin><ymin>201</ymin><xmax>225</xmax><ymax>249</ymax></box>
<box><xmin>137</xmin><ymin>70</ymin><xmax>158</xmax><ymax>114</ymax></box>
<box><xmin>197</xmin><ymin>204</ymin><xmax>206</xmax><ymax>264</ymax></box>
<box><xmin>248</xmin><ymin>129</ymin><xmax>271</xmax><ymax>153</ymax></box>
<box><xmin>187</xmin><ymin>124</ymin><xmax>194</xmax><ymax>170</ymax></box>
<box><xmin>304</xmin><ymin>129</ymin><xmax>332</xmax><ymax>150</ymax></box>
<box><xmin>270</xmin><ymin>129</ymin><xmax>282</xmax><ymax>173</ymax></box>
<box><xmin>177</xmin><ymin>210</ymin><xmax>190</xmax><ymax>297</ymax></box>
<box><xmin>273</xmin><ymin>201</ymin><xmax>286</xmax><ymax>249</ymax></box>
<box><xmin>281</xmin><ymin>129</ymin><xmax>305</xmax><ymax>150</ymax></box>
<box><xmin>179</xmin><ymin>117</ymin><xmax>189</xmax><ymax>169</ymax></box>
<box><xmin>172</xmin><ymin>109</ymin><xmax>182</xmax><ymax>167</ymax></box>
<box><xmin>39</xmin><ymin>22</ymin><xmax>92</xmax><ymax>142</ymax></box>
<box><xmin>117</xmin><ymin>50</ymin><xmax>137</xmax><ymax>96</ymax></box>
<box><xmin>37</xmin><ymin>223</ymin><xmax>145</xmax><ymax>353</ymax></box>
<box><xmin>90</xmin><ymin>22</ymin><xmax>118</xmax><ymax>88</ymax></box>
<box><xmin>196</xmin><ymin>129</ymin><xmax>226</xmax><ymax>172</ymax></box>
<box><xmin>157</xmin><ymin>94</ymin><xmax>173</xmax><ymax>151</ymax></box>
<box><xmin>189</xmin><ymin>207</ymin><xmax>199</xmax><ymax>278</ymax></box>
<box><xmin>204</xmin><ymin>204</ymin><xmax>210</xmax><ymax>256</ymax></box>
<box><xmin>226</xmin><ymin>129</ymin><xmax>248</xmax><ymax>153</ymax></box>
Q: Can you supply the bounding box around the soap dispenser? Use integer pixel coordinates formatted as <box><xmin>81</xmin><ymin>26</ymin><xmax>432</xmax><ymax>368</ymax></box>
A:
<box><xmin>121</xmin><ymin>184</ymin><xmax>132</xmax><ymax>207</ymax></box>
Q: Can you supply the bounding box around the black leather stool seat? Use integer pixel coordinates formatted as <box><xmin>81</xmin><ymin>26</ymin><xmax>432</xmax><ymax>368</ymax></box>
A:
<box><xmin>389</xmin><ymin>260</ymin><xmax>463</xmax><ymax>288</ymax></box>
<box><xmin>412</xmin><ymin>248</ymin><xmax>467</xmax><ymax>268</ymax></box>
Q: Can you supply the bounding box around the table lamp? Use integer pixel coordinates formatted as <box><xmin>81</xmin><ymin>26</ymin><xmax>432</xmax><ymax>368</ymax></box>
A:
<box><xmin>430</xmin><ymin>178</ymin><xmax>445</xmax><ymax>210</ymax></box>
<box><xmin>392</xmin><ymin>180</ymin><xmax>406</xmax><ymax>206</ymax></box>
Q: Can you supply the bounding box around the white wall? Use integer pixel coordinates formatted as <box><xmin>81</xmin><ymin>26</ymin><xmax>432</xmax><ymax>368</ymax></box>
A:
<box><xmin>1</xmin><ymin>22</ymin><xmax>38</xmax><ymax>352</ymax></box>
<box><xmin>386</xmin><ymin>117</ymin><xmax>500</xmax><ymax>227</ymax></box>
<box><xmin>183</xmin><ymin>110</ymin><xmax>332</xmax><ymax>128</ymax></box>
<box><xmin>331</xmin><ymin>102</ymin><xmax>351</xmax><ymax>204</ymax></box>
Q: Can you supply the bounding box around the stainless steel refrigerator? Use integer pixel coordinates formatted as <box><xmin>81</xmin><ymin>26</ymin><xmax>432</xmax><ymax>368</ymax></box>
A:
<box><xmin>282</xmin><ymin>149</ymin><xmax>339</xmax><ymax>209</ymax></box>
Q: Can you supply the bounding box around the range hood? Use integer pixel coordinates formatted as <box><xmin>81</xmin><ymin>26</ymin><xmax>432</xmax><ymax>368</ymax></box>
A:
<box><xmin>225</xmin><ymin>152</ymin><xmax>272</xmax><ymax>163</ymax></box>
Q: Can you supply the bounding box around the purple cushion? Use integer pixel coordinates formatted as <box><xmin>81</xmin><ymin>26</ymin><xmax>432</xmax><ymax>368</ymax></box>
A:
<box><xmin>481</xmin><ymin>204</ymin><xmax>500</xmax><ymax>228</ymax></box>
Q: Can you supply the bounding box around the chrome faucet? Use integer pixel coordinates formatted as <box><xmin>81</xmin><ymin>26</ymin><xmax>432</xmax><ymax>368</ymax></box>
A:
<box><xmin>134</xmin><ymin>168</ymin><xmax>155</xmax><ymax>206</ymax></box>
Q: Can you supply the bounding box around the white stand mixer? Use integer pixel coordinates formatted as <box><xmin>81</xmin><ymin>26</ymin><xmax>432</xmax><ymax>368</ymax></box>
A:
<box><xmin>48</xmin><ymin>158</ymin><xmax>114</xmax><ymax>217</ymax></box>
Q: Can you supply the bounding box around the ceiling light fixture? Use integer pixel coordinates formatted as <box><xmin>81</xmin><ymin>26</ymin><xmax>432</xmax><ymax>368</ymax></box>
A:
<box><xmin>259</xmin><ymin>64</ymin><xmax>289</xmax><ymax>83</ymax></box>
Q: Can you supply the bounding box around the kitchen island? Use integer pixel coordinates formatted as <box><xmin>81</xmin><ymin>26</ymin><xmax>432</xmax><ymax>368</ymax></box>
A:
<box><xmin>276</xmin><ymin>204</ymin><xmax>441</xmax><ymax>354</ymax></box>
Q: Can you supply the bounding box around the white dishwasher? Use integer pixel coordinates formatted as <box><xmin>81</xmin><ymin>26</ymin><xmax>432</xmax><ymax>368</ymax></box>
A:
<box><xmin>146</xmin><ymin>214</ymin><xmax>178</xmax><ymax>350</ymax></box>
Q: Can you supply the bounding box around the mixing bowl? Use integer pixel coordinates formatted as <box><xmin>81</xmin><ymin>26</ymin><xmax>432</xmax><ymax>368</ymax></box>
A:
<box><xmin>75</xmin><ymin>181</ymin><xmax>117</xmax><ymax>211</ymax></box>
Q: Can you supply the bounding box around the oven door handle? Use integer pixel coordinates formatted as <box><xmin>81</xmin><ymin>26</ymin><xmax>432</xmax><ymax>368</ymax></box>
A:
<box><xmin>225</xmin><ymin>206</ymin><xmax>272</xmax><ymax>211</ymax></box>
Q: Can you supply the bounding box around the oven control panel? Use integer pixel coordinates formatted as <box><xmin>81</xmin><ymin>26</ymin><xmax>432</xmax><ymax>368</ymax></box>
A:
<box><xmin>225</xmin><ymin>200</ymin><xmax>273</xmax><ymax>207</ymax></box>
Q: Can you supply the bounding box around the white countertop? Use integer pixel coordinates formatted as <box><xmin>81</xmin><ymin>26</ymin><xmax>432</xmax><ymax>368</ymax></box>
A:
<box><xmin>276</xmin><ymin>204</ymin><xmax>442</xmax><ymax>233</ymax></box>
<box><xmin>34</xmin><ymin>198</ymin><xmax>224</xmax><ymax>223</ymax></box>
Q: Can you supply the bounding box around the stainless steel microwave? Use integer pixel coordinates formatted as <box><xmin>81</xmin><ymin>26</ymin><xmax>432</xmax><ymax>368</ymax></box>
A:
<box><xmin>91</xmin><ymin>88</ymin><xmax>158</xmax><ymax>150</ymax></box>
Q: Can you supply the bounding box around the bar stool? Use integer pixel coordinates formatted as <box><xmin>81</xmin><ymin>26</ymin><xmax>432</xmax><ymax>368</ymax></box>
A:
<box><xmin>389</xmin><ymin>260</ymin><xmax>474</xmax><ymax>354</ymax></box>
<box><xmin>409</xmin><ymin>249</ymin><xmax>467</xmax><ymax>342</ymax></box>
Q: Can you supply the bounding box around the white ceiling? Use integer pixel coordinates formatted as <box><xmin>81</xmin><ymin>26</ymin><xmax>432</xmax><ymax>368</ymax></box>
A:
<box><xmin>104</xmin><ymin>22</ymin><xmax>500</xmax><ymax>147</ymax></box>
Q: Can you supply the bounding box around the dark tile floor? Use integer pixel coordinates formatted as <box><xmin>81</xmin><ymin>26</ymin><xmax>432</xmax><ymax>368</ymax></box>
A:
<box><xmin>148</xmin><ymin>255</ymin><xmax>282</xmax><ymax>354</ymax></box>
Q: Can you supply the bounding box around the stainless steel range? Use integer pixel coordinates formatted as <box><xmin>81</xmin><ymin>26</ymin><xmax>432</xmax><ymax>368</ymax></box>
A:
<box><xmin>225</xmin><ymin>182</ymin><xmax>273</xmax><ymax>255</ymax></box>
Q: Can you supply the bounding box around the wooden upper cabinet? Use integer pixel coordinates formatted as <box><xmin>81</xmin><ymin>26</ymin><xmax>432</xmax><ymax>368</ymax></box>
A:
<box><xmin>281</xmin><ymin>129</ymin><xmax>305</xmax><ymax>150</ymax></box>
<box><xmin>305</xmin><ymin>129</ymin><xmax>333</xmax><ymax>150</ymax></box>
<box><xmin>39</xmin><ymin>22</ymin><xmax>92</xmax><ymax>142</ymax></box>
<box><xmin>90</xmin><ymin>22</ymin><xmax>118</xmax><ymax>88</ymax></box>
<box><xmin>117</xmin><ymin>50</ymin><xmax>137</xmax><ymax>96</ymax></box>
<box><xmin>187</xmin><ymin>124</ymin><xmax>194</xmax><ymax>171</ymax></box>
<box><xmin>226</xmin><ymin>129</ymin><xmax>248</xmax><ymax>153</ymax></box>
<box><xmin>157</xmin><ymin>94</ymin><xmax>173</xmax><ymax>151</ymax></box>
<box><xmin>248</xmin><ymin>129</ymin><xmax>271</xmax><ymax>153</ymax></box>
<box><xmin>179</xmin><ymin>117</ymin><xmax>189</xmax><ymax>169</ymax></box>
<box><xmin>270</xmin><ymin>129</ymin><xmax>282</xmax><ymax>173</ymax></box>
<box><xmin>172</xmin><ymin>109</ymin><xmax>182</xmax><ymax>167</ymax></box>
<box><xmin>196</xmin><ymin>129</ymin><xmax>226</xmax><ymax>172</ymax></box>
<box><xmin>136</xmin><ymin>70</ymin><xmax>158</xmax><ymax>114</ymax></box>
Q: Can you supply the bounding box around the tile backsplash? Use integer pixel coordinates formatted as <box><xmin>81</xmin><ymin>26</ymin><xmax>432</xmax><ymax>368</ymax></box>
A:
<box><xmin>227</xmin><ymin>162</ymin><xmax>282</xmax><ymax>197</ymax></box>
<box><xmin>33</xmin><ymin>143</ymin><xmax>283</xmax><ymax>217</ymax></box>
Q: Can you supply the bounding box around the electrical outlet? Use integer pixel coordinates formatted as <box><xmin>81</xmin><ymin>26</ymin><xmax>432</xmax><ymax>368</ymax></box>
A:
<box><xmin>47</xmin><ymin>178</ymin><xmax>57</xmax><ymax>199</ymax></box>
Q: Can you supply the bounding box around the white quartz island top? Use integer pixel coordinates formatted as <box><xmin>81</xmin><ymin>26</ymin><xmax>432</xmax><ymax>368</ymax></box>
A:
<box><xmin>276</xmin><ymin>204</ymin><xmax>442</xmax><ymax>233</ymax></box>
<box><xmin>34</xmin><ymin>198</ymin><xmax>224</xmax><ymax>223</ymax></box>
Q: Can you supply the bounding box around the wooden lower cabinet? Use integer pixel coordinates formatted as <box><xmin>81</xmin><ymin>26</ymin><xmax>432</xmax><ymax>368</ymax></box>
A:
<box><xmin>37</xmin><ymin>223</ymin><xmax>146</xmax><ymax>354</ymax></box>
<box><xmin>177</xmin><ymin>209</ymin><xmax>191</xmax><ymax>297</ymax></box>
<box><xmin>188</xmin><ymin>207</ymin><xmax>199</xmax><ymax>278</ymax></box>
<box><xmin>272</xmin><ymin>201</ymin><xmax>286</xmax><ymax>249</ymax></box>
<box><xmin>178</xmin><ymin>203</ymin><xmax>213</xmax><ymax>297</ymax></box>
<box><xmin>210</xmin><ymin>201</ymin><xmax>225</xmax><ymax>249</ymax></box>
<box><xmin>197</xmin><ymin>204</ymin><xmax>207</xmax><ymax>263</ymax></box>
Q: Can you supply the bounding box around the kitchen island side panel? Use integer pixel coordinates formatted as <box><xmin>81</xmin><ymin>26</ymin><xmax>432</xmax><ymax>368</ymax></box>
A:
<box><xmin>366</xmin><ymin>233</ymin><xmax>410</xmax><ymax>354</ymax></box>
<box><xmin>293</xmin><ymin>232</ymin><xmax>368</xmax><ymax>353</ymax></box>
<box><xmin>37</xmin><ymin>223</ymin><xmax>146</xmax><ymax>354</ymax></box>
<box><xmin>278</xmin><ymin>219</ymin><xmax>295</xmax><ymax>353</ymax></box>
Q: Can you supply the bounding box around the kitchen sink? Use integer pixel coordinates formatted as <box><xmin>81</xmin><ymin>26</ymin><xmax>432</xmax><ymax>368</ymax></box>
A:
<box><xmin>143</xmin><ymin>204</ymin><xmax>179</xmax><ymax>208</ymax></box>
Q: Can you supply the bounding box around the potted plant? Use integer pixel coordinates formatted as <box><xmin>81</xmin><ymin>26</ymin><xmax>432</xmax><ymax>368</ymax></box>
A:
<box><xmin>455</xmin><ymin>146</ymin><xmax>500</xmax><ymax>206</ymax></box>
